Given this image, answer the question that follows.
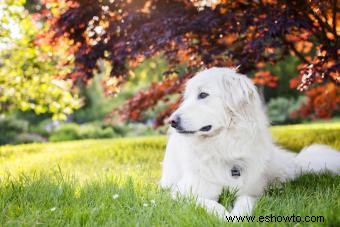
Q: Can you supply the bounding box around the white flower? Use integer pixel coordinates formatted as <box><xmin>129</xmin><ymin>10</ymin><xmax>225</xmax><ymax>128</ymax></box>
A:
<box><xmin>143</xmin><ymin>203</ymin><xmax>148</xmax><ymax>207</ymax></box>
<box><xmin>50</xmin><ymin>207</ymin><xmax>56</xmax><ymax>212</ymax></box>
<box><xmin>112</xmin><ymin>194</ymin><xmax>119</xmax><ymax>199</ymax></box>
<box><xmin>150</xmin><ymin>200</ymin><xmax>156</xmax><ymax>206</ymax></box>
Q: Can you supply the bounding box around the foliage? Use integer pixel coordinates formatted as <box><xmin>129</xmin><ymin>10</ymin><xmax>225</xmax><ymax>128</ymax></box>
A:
<box><xmin>27</xmin><ymin>118</ymin><xmax>59</xmax><ymax>138</ymax></box>
<box><xmin>290</xmin><ymin>82</ymin><xmax>340</xmax><ymax>119</ymax></box>
<box><xmin>0</xmin><ymin>116</ymin><xmax>45</xmax><ymax>145</ymax></box>
<box><xmin>123</xmin><ymin>123</ymin><xmax>165</xmax><ymax>137</ymax></box>
<box><xmin>266</xmin><ymin>96</ymin><xmax>306</xmax><ymax>124</ymax></box>
<box><xmin>15</xmin><ymin>133</ymin><xmax>46</xmax><ymax>144</ymax></box>
<box><xmin>252</xmin><ymin>71</ymin><xmax>279</xmax><ymax>89</ymax></box>
<box><xmin>117</xmin><ymin>73</ymin><xmax>186</xmax><ymax>125</ymax></box>
<box><xmin>49</xmin><ymin>123</ymin><xmax>115</xmax><ymax>142</ymax></box>
<box><xmin>0</xmin><ymin>116</ymin><xmax>28</xmax><ymax>145</ymax></box>
<box><xmin>49</xmin><ymin>123</ymin><xmax>80</xmax><ymax>141</ymax></box>
<box><xmin>0</xmin><ymin>115</ymin><xmax>165</xmax><ymax>146</ymax></box>
<box><xmin>72</xmin><ymin>62</ymin><xmax>115</xmax><ymax>123</ymax></box>
<box><xmin>48</xmin><ymin>122</ymin><xmax>165</xmax><ymax>142</ymax></box>
<box><xmin>250</xmin><ymin>56</ymin><xmax>301</xmax><ymax>103</ymax></box>
<box><xmin>0</xmin><ymin>0</ymin><xmax>81</xmax><ymax>120</ymax></box>
<box><xmin>12</xmin><ymin>110</ymin><xmax>51</xmax><ymax>126</ymax></box>
<box><xmin>0</xmin><ymin>122</ymin><xmax>339</xmax><ymax>225</ymax></box>
<box><xmin>117</xmin><ymin>57</ymin><xmax>173</xmax><ymax>94</ymax></box>
<box><xmin>105</xmin><ymin>57</ymin><xmax>180</xmax><ymax>125</ymax></box>
<box><xmin>0</xmin><ymin>114</ymin><xmax>51</xmax><ymax>145</ymax></box>
<box><xmin>78</xmin><ymin>124</ymin><xmax>114</xmax><ymax>139</ymax></box>
<box><xmin>39</xmin><ymin>0</ymin><xmax>339</xmax><ymax>125</ymax></box>
<box><xmin>267</xmin><ymin>56</ymin><xmax>301</xmax><ymax>99</ymax></box>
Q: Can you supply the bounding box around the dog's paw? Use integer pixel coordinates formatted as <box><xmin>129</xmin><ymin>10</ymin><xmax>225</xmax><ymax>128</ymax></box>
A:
<box><xmin>211</xmin><ymin>205</ymin><xmax>230</xmax><ymax>220</ymax></box>
<box><xmin>215</xmin><ymin>210</ymin><xmax>231</xmax><ymax>221</ymax></box>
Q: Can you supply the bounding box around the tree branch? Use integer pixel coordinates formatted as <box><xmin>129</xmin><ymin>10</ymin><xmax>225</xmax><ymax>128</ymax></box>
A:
<box><xmin>305</xmin><ymin>1</ymin><xmax>333</xmax><ymax>40</ymax></box>
<box><xmin>282</xmin><ymin>36</ymin><xmax>310</xmax><ymax>64</ymax></box>
<box><xmin>332</xmin><ymin>0</ymin><xmax>338</xmax><ymax>39</ymax></box>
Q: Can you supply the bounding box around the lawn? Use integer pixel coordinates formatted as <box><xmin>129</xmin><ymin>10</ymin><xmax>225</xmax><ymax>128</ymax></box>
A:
<box><xmin>0</xmin><ymin>123</ymin><xmax>339</xmax><ymax>226</ymax></box>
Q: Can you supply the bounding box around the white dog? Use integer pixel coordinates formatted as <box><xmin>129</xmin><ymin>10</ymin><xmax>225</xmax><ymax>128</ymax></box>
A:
<box><xmin>160</xmin><ymin>67</ymin><xmax>340</xmax><ymax>219</ymax></box>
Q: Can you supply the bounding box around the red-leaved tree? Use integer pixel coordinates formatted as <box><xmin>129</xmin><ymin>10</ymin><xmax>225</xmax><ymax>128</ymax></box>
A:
<box><xmin>39</xmin><ymin>0</ymin><xmax>339</xmax><ymax>125</ymax></box>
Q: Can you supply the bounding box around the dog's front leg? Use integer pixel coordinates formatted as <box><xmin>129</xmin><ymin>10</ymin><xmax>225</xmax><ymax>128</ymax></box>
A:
<box><xmin>168</xmin><ymin>183</ymin><xmax>230</xmax><ymax>220</ymax></box>
<box><xmin>195</xmin><ymin>197</ymin><xmax>230</xmax><ymax>219</ymax></box>
<box><xmin>230</xmin><ymin>195</ymin><xmax>257</xmax><ymax>217</ymax></box>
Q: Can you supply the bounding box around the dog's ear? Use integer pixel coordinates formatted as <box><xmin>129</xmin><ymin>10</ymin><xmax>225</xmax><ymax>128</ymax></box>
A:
<box><xmin>221</xmin><ymin>72</ymin><xmax>260</xmax><ymax>116</ymax></box>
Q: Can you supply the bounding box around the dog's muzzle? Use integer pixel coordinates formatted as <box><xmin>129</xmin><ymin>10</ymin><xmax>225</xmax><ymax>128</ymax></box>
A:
<box><xmin>170</xmin><ymin>115</ymin><xmax>212</xmax><ymax>134</ymax></box>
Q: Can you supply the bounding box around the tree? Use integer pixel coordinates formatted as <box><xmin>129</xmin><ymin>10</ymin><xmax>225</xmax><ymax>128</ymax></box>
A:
<box><xmin>0</xmin><ymin>0</ymin><xmax>81</xmax><ymax>120</ymax></box>
<box><xmin>40</xmin><ymin>0</ymin><xmax>339</xmax><ymax>124</ymax></box>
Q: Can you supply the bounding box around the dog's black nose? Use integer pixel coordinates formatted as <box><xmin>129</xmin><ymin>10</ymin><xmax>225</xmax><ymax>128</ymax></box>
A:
<box><xmin>170</xmin><ymin>116</ymin><xmax>181</xmax><ymax>129</ymax></box>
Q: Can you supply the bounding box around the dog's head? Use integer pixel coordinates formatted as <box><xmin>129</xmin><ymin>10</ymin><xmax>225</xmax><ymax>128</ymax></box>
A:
<box><xmin>169</xmin><ymin>67</ymin><xmax>264</xmax><ymax>137</ymax></box>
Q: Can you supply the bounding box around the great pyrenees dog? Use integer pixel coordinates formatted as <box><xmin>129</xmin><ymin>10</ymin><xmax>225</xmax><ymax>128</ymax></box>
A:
<box><xmin>160</xmin><ymin>67</ymin><xmax>340</xmax><ymax>219</ymax></box>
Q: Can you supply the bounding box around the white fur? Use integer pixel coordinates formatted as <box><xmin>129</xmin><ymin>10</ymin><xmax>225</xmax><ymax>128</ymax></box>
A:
<box><xmin>160</xmin><ymin>67</ymin><xmax>340</xmax><ymax>219</ymax></box>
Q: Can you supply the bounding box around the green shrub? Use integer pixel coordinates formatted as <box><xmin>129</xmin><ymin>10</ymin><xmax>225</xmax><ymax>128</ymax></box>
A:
<box><xmin>99</xmin><ymin>123</ymin><xmax>163</xmax><ymax>138</ymax></box>
<box><xmin>77</xmin><ymin>124</ymin><xmax>97</xmax><ymax>139</ymax></box>
<box><xmin>78</xmin><ymin>124</ymin><xmax>115</xmax><ymax>139</ymax></box>
<box><xmin>49</xmin><ymin>123</ymin><xmax>80</xmax><ymax>142</ymax></box>
<box><xmin>13</xmin><ymin>110</ymin><xmax>51</xmax><ymax>126</ymax></box>
<box><xmin>15</xmin><ymin>133</ymin><xmax>46</xmax><ymax>144</ymax></box>
<box><xmin>0</xmin><ymin>117</ymin><xmax>29</xmax><ymax>145</ymax></box>
<box><xmin>49</xmin><ymin>123</ymin><xmax>116</xmax><ymax>142</ymax></box>
<box><xmin>72</xmin><ymin>67</ymin><xmax>114</xmax><ymax>123</ymax></box>
<box><xmin>29</xmin><ymin>119</ymin><xmax>57</xmax><ymax>138</ymax></box>
<box><xmin>266</xmin><ymin>96</ymin><xmax>305</xmax><ymax>125</ymax></box>
<box><xmin>124</xmin><ymin>123</ymin><xmax>163</xmax><ymax>137</ymax></box>
<box><xmin>97</xmin><ymin>127</ymin><xmax>115</xmax><ymax>138</ymax></box>
<box><xmin>111</xmin><ymin>124</ymin><xmax>128</xmax><ymax>137</ymax></box>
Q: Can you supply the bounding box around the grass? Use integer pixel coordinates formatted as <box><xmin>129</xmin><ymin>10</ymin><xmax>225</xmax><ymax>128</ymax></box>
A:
<box><xmin>271</xmin><ymin>122</ymin><xmax>340</xmax><ymax>151</ymax></box>
<box><xmin>0</xmin><ymin>122</ymin><xmax>339</xmax><ymax>226</ymax></box>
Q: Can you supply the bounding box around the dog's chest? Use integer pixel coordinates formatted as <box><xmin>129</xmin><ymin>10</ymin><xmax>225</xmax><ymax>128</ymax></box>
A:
<box><xmin>192</xmin><ymin>153</ymin><xmax>246</xmax><ymax>188</ymax></box>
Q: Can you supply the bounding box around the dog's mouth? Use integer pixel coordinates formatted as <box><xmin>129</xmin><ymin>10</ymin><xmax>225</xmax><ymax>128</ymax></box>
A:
<box><xmin>177</xmin><ymin>130</ymin><xmax>196</xmax><ymax>134</ymax></box>
<box><xmin>176</xmin><ymin>125</ymin><xmax>212</xmax><ymax>134</ymax></box>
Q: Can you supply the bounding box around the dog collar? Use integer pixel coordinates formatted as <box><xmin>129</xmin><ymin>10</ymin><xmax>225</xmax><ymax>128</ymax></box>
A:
<box><xmin>231</xmin><ymin>165</ymin><xmax>241</xmax><ymax>178</ymax></box>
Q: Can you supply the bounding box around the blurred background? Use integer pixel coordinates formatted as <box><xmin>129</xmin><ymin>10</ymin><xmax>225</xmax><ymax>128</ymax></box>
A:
<box><xmin>0</xmin><ymin>0</ymin><xmax>339</xmax><ymax>145</ymax></box>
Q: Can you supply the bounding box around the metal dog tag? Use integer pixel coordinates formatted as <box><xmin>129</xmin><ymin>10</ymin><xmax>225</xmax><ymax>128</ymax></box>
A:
<box><xmin>231</xmin><ymin>165</ymin><xmax>241</xmax><ymax>178</ymax></box>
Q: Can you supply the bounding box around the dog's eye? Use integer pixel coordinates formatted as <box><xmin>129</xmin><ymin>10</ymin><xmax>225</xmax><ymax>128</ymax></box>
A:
<box><xmin>198</xmin><ymin>92</ymin><xmax>209</xmax><ymax>99</ymax></box>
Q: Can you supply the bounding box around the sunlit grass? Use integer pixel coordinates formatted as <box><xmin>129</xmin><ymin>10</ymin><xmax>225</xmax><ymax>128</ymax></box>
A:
<box><xmin>271</xmin><ymin>122</ymin><xmax>340</xmax><ymax>151</ymax></box>
<box><xmin>0</xmin><ymin>123</ymin><xmax>339</xmax><ymax>226</ymax></box>
<box><xmin>0</xmin><ymin>137</ymin><xmax>166</xmax><ymax>182</ymax></box>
